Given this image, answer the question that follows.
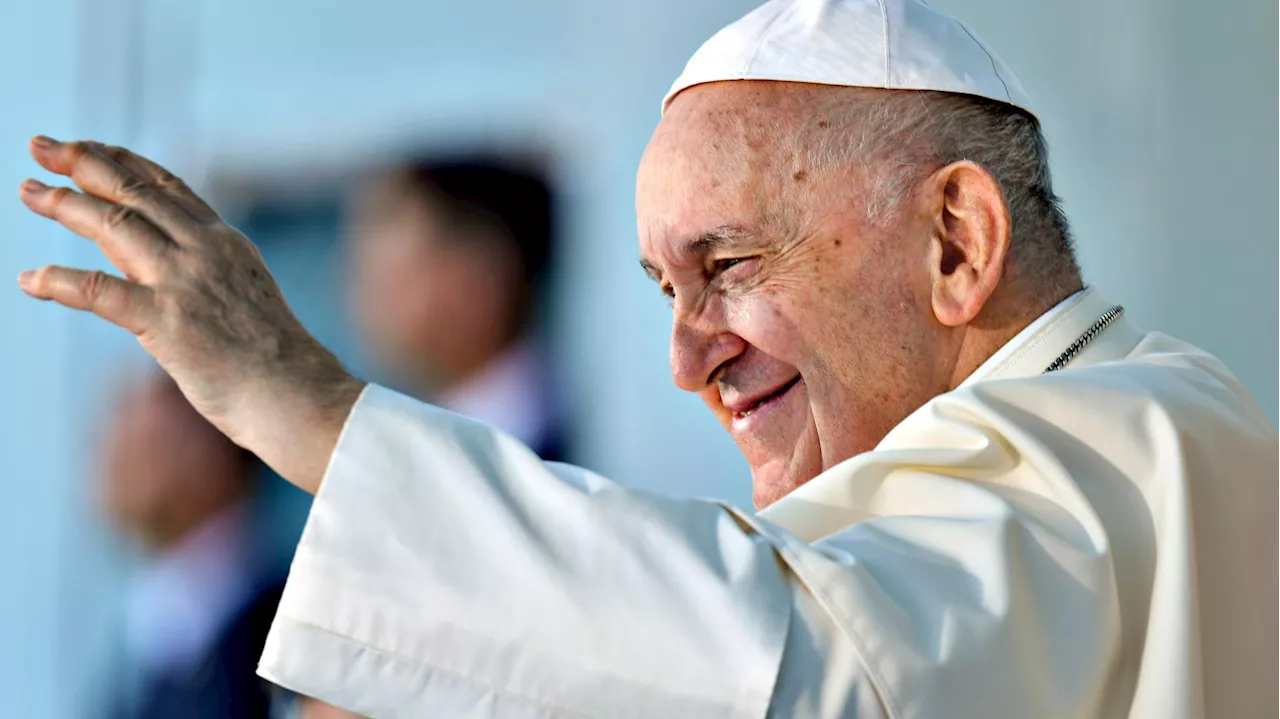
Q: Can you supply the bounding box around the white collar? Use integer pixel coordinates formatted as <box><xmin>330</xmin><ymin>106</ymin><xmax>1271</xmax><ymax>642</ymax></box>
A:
<box><xmin>960</xmin><ymin>286</ymin><xmax>1138</xmax><ymax>386</ymax></box>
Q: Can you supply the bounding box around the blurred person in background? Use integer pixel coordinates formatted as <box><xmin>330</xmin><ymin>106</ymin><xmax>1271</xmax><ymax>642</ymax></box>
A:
<box><xmin>276</xmin><ymin>155</ymin><xmax>568</xmax><ymax>719</ymax></box>
<box><xmin>347</xmin><ymin>154</ymin><xmax>567</xmax><ymax>462</ymax></box>
<box><xmin>100</xmin><ymin>371</ymin><xmax>284</xmax><ymax>719</ymax></box>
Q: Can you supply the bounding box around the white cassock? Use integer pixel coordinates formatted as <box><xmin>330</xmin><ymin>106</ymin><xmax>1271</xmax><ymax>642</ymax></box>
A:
<box><xmin>257</xmin><ymin>287</ymin><xmax>1277</xmax><ymax>718</ymax></box>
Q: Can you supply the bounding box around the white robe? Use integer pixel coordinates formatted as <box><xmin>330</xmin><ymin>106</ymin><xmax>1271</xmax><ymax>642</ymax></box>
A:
<box><xmin>257</xmin><ymin>287</ymin><xmax>1278</xmax><ymax>718</ymax></box>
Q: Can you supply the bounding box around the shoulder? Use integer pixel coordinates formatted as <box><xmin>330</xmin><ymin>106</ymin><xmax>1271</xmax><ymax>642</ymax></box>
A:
<box><xmin>959</xmin><ymin>331</ymin><xmax>1273</xmax><ymax>446</ymax></box>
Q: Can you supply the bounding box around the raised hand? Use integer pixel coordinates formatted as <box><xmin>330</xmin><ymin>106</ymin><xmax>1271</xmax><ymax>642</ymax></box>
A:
<box><xmin>17</xmin><ymin>137</ymin><xmax>364</xmax><ymax>492</ymax></box>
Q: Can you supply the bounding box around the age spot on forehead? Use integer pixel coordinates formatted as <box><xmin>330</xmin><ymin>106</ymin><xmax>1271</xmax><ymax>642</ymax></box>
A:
<box><xmin>792</xmin><ymin>170</ymin><xmax>807</xmax><ymax>182</ymax></box>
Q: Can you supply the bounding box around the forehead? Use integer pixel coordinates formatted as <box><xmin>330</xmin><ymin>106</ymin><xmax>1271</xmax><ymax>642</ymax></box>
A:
<box><xmin>352</xmin><ymin>171</ymin><xmax>447</xmax><ymax>243</ymax></box>
<box><xmin>640</xmin><ymin>83</ymin><xmax>814</xmax><ymax>184</ymax></box>
<box><xmin>636</xmin><ymin>84</ymin><xmax>820</xmax><ymax>263</ymax></box>
<box><xmin>356</xmin><ymin>170</ymin><xmax>425</xmax><ymax>218</ymax></box>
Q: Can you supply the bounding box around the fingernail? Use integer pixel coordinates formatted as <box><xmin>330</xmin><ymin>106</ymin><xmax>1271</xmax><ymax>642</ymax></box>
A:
<box><xmin>17</xmin><ymin>270</ymin><xmax>34</xmax><ymax>289</ymax></box>
<box><xmin>20</xmin><ymin>178</ymin><xmax>47</xmax><ymax>194</ymax></box>
<box><xmin>31</xmin><ymin>135</ymin><xmax>55</xmax><ymax>149</ymax></box>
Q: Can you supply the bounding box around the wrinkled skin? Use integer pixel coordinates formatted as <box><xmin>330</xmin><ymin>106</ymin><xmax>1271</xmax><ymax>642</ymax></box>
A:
<box><xmin>17</xmin><ymin>138</ymin><xmax>362</xmax><ymax>490</ymax></box>
<box><xmin>637</xmin><ymin>82</ymin><xmax>1015</xmax><ymax>507</ymax></box>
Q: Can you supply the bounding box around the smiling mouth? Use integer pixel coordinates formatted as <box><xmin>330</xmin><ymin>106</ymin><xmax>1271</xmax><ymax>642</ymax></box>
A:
<box><xmin>732</xmin><ymin>376</ymin><xmax>802</xmax><ymax>420</ymax></box>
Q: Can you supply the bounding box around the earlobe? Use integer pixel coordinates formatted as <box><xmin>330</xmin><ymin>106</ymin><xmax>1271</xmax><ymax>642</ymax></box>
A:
<box><xmin>930</xmin><ymin>281</ymin><xmax>962</xmax><ymax>326</ymax></box>
<box><xmin>926</xmin><ymin>161</ymin><xmax>1010</xmax><ymax>327</ymax></box>
<box><xmin>930</xmin><ymin>241</ymin><xmax>982</xmax><ymax>327</ymax></box>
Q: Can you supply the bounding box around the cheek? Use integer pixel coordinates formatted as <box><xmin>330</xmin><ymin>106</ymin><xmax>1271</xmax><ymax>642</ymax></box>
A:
<box><xmin>354</xmin><ymin>243</ymin><xmax>416</xmax><ymax>319</ymax></box>
<box><xmin>722</xmin><ymin>285</ymin><xmax>825</xmax><ymax>370</ymax></box>
<box><xmin>361</xmin><ymin>276</ymin><xmax>423</xmax><ymax>349</ymax></box>
<box><xmin>420</xmin><ymin>262</ymin><xmax>491</xmax><ymax>325</ymax></box>
<box><xmin>724</xmin><ymin>292</ymin><xmax>804</xmax><ymax>358</ymax></box>
<box><xmin>104</xmin><ymin>456</ymin><xmax>165</xmax><ymax>523</ymax></box>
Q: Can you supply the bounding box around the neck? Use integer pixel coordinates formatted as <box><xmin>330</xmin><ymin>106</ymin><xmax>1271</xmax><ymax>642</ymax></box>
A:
<box><xmin>946</xmin><ymin>281</ymin><xmax>1083</xmax><ymax>390</ymax></box>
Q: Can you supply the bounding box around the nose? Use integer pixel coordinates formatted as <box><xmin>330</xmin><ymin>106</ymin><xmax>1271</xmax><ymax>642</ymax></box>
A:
<box><xmin>669</xmin><ymin>311</ymin><xmax>746</xmax><ymax>393</ymax></box>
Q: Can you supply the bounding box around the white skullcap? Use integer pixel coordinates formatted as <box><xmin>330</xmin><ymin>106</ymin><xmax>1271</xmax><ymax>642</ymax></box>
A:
<box><xmin>663</xmin><ymin>0</ymin><xmax>1035</xmax><ymax>118</ymax></box>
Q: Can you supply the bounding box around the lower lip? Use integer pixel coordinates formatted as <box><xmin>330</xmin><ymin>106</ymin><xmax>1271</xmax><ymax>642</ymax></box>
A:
<box><xmin>730</xmin><ymin>378</ymin><xmax>801</xmax><ymax>434</ymax></box>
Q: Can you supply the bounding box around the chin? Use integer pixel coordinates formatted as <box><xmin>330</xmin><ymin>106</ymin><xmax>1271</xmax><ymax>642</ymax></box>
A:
<box><xmin>750</xmin><ymin>463</ymin><xmax>807</xmax><ymax>510</ymax></box>
<box><xmin>745</xmin><ymin>436</ymin><xmax>825</xmax><ymax>510</ymax></box>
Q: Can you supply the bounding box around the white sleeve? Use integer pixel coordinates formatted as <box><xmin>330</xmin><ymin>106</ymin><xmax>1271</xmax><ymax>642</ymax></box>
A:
<box><xmin>257</xmin><ymin>385</ymin><xmax>886</xmax><ymax>719</ymax></box>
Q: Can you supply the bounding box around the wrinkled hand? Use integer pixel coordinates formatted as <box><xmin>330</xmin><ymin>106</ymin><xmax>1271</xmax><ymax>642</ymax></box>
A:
<box><xmin>17</xmin><ymin>137</ymin><xmax>364</xmax><ymax>492</ymax></box>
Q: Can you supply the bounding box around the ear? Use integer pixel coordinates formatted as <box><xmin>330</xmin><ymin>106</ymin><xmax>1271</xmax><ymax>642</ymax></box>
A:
<box><xmin>923</xmin><ymin>161</ymin><xmax>1010</xmax><ymax>327</ymax></box>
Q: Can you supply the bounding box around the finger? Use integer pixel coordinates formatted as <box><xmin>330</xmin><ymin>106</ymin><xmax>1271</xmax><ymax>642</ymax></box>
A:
<box><xmin>17</xmin><ymin>265</ymin><xmax>153</xmax><ymax>335</ymax></box>
<box><xmin>28</xmin><ymin>137</ymin><xmax>197</xmax><ymax>241</ymax></box>
<box><xmin>19</xmin><ymin>179</ymin><xmax>171</xmax><ymax>282</ymax></box>
<box><xmin>91</xmin><ymin>142</ymin><xmax>219</xmax><ymax>223</ymax></box>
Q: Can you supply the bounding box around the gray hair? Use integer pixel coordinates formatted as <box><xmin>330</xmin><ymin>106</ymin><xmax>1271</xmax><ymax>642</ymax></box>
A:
<box><xmin>803</xmin><ymin>89</ymin><xmax>1080</xmax><ymax>290</ymax></box>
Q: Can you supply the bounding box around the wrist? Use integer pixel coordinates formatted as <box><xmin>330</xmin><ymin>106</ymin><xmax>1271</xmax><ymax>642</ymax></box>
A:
<box><xmin>231</xmin><ymin>345</ymin><xmax>367</xmax><ymax>494</ymax></box>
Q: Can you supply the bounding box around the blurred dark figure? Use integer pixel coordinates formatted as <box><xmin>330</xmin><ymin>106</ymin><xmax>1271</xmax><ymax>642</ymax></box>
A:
<box><xmin>349</xmin><ymin>153</ymin><xmax>568</xmax><ymax>461</ymax></box>
<box><xmin>101</xmin><ymin>372</ymin><xmax>284</xmax><ymax>719</ymax></box>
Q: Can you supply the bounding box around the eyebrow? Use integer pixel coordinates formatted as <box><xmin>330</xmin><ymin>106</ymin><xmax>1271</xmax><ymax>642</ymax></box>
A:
<box><xmin>639</xmin><ymin>225</ymin><xmax>754</xmax><ymax>283</ymax></box>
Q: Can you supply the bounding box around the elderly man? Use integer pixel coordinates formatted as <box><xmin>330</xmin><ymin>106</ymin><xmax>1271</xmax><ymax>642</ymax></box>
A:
<box><xmin>16</xmin><ymin>0</ymin><xmax>1276</xmax><ymax>717</ymax></box>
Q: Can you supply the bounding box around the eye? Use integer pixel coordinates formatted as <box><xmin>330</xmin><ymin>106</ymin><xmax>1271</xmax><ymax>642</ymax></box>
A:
<box><xmin>713</xmin><ymin>258</ymin><xmax>745</xmax><ymax>272</ymax></box>
<box><xmin>711</xmin><ymin>256</ymin><xmax>757</xmax><ymax>280</ymax></box>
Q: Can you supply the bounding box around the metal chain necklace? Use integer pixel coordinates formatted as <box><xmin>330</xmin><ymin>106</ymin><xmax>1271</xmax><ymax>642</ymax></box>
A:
<box><xmin>1043</xmin><ymin>305</ymin><xmax>1125</xmax><ymax>374</ymax></box>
